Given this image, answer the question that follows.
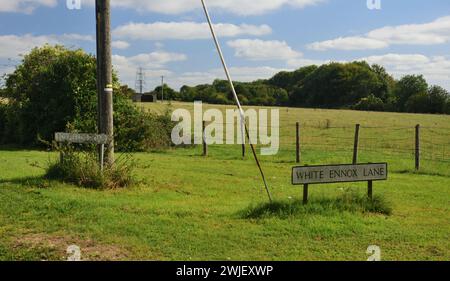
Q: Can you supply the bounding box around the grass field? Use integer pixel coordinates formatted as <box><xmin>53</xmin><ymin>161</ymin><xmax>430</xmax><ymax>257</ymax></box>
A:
<box><xmin>0</xmin><ymin>102</ymin><xmax>449</xmax><ymax>261</ymax></box>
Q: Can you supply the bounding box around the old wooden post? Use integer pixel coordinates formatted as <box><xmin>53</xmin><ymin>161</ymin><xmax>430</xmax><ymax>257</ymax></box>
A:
<box><xmin>96</xmin><ymin>0</ymin><xmax>114</xmax><ymax>166</ymax></box>
<box><xmin>202</xmin><ymin>121</ymin><xmax>208</xmax><ymax>157</ymax></box>
<box><xmin>296</xmin><ymin>122</ymin><xmax>301</xmax><ymax>164</ymax></box>
<box><xmin>303</xmin><ymin>184</ymin><xmax>309</xmax><ymax>205</ymax></box>
<box><xmin>353</xmin><ymin>124</ymin><xmax>360</xmax><ymax>164</ymax></box>
<box><xmin>415</xmin><ymin>124</ymin><xmax>420</xmax><ymax>170</ymax></box>
<box><xmin>302</xmin><ymin>163</ymin><xmax>309</xmax><ymax>204</ymax></box>
<box><xmin>368</xmin><ymin>180</ymin><xmax>373</xmax><ymax>200</ymax></box>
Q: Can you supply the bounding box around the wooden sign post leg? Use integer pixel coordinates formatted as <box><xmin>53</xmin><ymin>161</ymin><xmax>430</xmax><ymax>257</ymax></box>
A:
<box><xmin>303</xmin><ymin>184</ymin><xmax>309</xmax><ymax>205</ymax></box>
<box><xmin>368</xmin><ymin>180</ymin><xmax>373</xmax><ymax>200</ymax></box>
<box><xmin>100</xmin><ymin>144</ymin><xmax>105</xmax><ymax>172</ymax></box>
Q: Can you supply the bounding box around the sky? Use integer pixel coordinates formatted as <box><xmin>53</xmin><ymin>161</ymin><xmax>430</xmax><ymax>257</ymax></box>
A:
<box><xmin>0</xmin><ymin>0</ymin><xmax>449</xmax><ymax>92</ymax></box>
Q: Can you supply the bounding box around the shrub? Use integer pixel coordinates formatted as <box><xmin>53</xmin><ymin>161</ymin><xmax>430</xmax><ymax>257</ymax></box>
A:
<box><xmin>1</xmin><ymin>45</ymin><xmax>173</xmax><ymax>151</ymax></box>
<box><xmin>45</xmin><ymin>143</ymin><xmax>134</xmax><ymax>189</ymax></box>
<box><xmin>352</xmin><ymin>94</ymin><xmax>385</xmax><ymax>112</ymax></box>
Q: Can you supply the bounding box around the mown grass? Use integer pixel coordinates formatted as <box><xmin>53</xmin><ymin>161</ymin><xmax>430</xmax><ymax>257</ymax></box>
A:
<box><xmin>0</xmin><ymin>102</ymin><xmax>449</xmax><ymax>261</ymax></box>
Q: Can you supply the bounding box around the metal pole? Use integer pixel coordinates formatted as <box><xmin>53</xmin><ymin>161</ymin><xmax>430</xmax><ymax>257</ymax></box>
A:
<box><xmin>201</xmin><ymin>0</ymin><xmax>272</xmax><ymax>202</ymax></box>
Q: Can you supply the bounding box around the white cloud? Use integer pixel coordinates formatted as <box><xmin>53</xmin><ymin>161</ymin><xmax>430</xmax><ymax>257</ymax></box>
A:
<box><xmin>113</xmin><ymin>22</ymin><xmax>272</xmax><ymax>41</ymax></box>
<box><xmin>1</xmin><ymin>0</ymin><xmax>324</xmax><ymax>16</ymax></box>
<box><xmin>227</xmin><ymin>39</ymin><xmax>301</xmax><ymax>61</ymax></box>
<box><xmin>308</xmin><ymin>37</ymin><xmax>388</xmax><ymax>51</ymax></box>
<box><xmin>0</xmin><ymin>34</ymin><xmax>58</xmax><ymax>59</ymax></box>
<box><xmin>0</xmin><ymin>33</ymin><xmax>94</xmax><ymax>59</ymax></box>
<box><xmin>0</xmin><ymin>0</ymin><xmax>57</xmax><ymax>14</ymax></box>
<box><xmin>112</xmin><ymin>41</ymin><xmax>130</xmax><ymax>50</ymax></box>
<box><xmin>112</xmin><ymin>51</ymin><xmax>187</xmax><ymax>89</ymax></box>
<box><xmin>367</xmin><ymin>16</ymin><xmax>450</xmax><ymax>45</ymax></box>
<box><xmin>82</xmin><ymin>0</ymin><xmax>323</xmax><ymax>16</ymax></box>
<box><xmin>308</xmin><ymin>15</ymin><xmax>450</xmax><ymax>51</ymax></box>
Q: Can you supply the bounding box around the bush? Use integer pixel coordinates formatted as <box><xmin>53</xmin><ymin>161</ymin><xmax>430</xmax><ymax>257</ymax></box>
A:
<box><xmin>115</xmin><ymin>107</ymin><xmax>174</xmax><ymax>152</ymax></box>
<box><xmin>352</xmin><ymin>94</ymin><xmax>385</xmax><ymax>111</ymax></box>
<box><xmin>1</xmin><ymin>45</ymin><xmax>173</xmax><ymax>151</ymax></box>
<box><xmin>45</xmin><ymin>144</ymin><xmax>134</xmax><ymax>189</ymax></box>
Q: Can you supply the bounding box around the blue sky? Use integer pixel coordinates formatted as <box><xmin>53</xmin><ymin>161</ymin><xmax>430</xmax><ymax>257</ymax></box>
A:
<box><xmin>1</xmin><ymin>0</ymin><xmax>449</xmax><ymax>91</ymax></box>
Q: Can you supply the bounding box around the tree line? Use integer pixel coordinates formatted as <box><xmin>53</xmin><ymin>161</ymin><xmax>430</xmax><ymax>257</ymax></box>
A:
<box><xmin>150</xmin><ymin>62</ymin><xmax>450</xmax><ymax>114</ymax></box>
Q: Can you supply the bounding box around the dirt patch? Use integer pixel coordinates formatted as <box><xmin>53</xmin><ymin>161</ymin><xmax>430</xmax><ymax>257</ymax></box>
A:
<box><xmin>13</xmin><ymin>233</ymin><xmax>129</xmax><ymax>261</ymax></box>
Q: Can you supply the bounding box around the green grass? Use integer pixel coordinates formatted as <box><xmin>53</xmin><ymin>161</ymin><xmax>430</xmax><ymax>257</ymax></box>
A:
<box><xmin>241</xmin><ymin>194</ymin><xmax>392</xmax><ymax>219</ymax></box>
<box><xmin>0</xmin><ymin>102</ymin><xmax>449</xmax><ymax>261</ymax></box>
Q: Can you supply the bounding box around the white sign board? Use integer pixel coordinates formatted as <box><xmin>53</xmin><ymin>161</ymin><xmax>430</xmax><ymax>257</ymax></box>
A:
<box><xmin>55</xmin><ymin>133</ymin><xmax>108</xmax><ymax>145</ymax></box>
<box><xmin>292</xmin><ymin>163</ymin><xmax>388</xmax><ymax>185</ymax></box>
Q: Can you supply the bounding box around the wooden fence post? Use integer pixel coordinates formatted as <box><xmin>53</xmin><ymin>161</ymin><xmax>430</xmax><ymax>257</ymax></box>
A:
<box><xmin>415</xmin><ymin>124</ymin><xmax>420</xmax><ymax>170</ymax></box>
<box><xmin>202</xmin><ymin>121</ymin><xmax>208</xmax><ymax>157</ymax></box>
<box><xmin>296</xmin><ymin>122</ymin><xmax>301</xmax><ymax>164</ymax></box>
<box><xmin>303</xmin><ymin>184</ymin><xmax>309</xmax><ymax>205</ymax></box>
<box><xmin>353</xmin><ymin>124</ymin><xmax>360</xmax><ymax>164</ymax></box>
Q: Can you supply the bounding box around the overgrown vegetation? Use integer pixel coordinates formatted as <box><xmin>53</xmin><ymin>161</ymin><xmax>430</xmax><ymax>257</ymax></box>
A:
<box><xmin>0</xmin><ymin>45</ymin><xmax>173</xmax><ymax>150</ymax></box>
<box><xmin>240</xmin><ymin>190</ymin><xmax>392</xmax><ymax>219</ymax></box>
<box><xmin>45</xmin><ymin>144</ymin><xmax>134</xmax><ymax>189</ymax></box>
<box><xmin>151</xmin><ymin>62</ymin><xmax>450</xmax><ymax>114</ymax></box>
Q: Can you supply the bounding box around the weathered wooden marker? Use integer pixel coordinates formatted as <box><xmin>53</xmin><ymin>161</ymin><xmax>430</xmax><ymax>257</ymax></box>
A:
<box><xmin>292</xmin><ymin>163</ymin><xmax>388</xmax><ymax>204</ymax></box>
<box><xmin>55</xmin><ymin>133</ymin><xmax>109</xmax><ymax>171</ymax></box>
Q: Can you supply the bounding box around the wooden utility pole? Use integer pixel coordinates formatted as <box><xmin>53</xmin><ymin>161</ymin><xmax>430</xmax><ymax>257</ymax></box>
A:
<box><xmin>96</xmin><ymin>0</ymin><xmax>114</xmax><ymax>165</ymax></box>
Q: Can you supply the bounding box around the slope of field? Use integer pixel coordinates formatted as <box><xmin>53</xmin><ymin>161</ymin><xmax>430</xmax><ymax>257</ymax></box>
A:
<box><xmin>0</xmin><ymin>102</ymin><xmax>449</xmax><ymax>260</ymax></box>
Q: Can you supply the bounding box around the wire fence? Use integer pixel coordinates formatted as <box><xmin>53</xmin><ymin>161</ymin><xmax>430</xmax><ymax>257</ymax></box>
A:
<box><xmin>198</xmin><ymin>121</ymin><xmax>450</xmax><ymax>165</ymax></box>
<box><xmin>289</xmin><ymin>124</ymin><xmax>450</xmax><ymax>164</ymax></box>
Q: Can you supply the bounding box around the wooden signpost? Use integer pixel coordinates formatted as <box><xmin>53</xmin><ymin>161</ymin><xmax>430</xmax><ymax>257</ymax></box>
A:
<box><xmin>55</xmin><ymin>133</ymin><xmax>109</xmax><ymax>170</ymax></box>
<box><xmin>292</xmin><ymin>163</ymin><xmax>388</xmax><ymax>204</ymax></box>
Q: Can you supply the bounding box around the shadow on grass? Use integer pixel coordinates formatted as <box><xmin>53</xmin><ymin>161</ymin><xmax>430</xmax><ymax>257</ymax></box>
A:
<box><xmin>240</xmin><ymin>193</ymin><xmax>392</xmax><ymax>219</ymax></box>
<box><xmin>396</xmin><ymin>169</ymin><xmax>450</xmax><ymax>178</ymax></box>
<box><xmin>0</xmin><ymin>176</ymin><xmax>52</xmax><ymax>188</ymax></box>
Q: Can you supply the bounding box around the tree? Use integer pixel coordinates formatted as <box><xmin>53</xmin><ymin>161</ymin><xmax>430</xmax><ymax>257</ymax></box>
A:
<box><xmin>427</xmin><ymin>85</ymin><xmax>449</xmax><ymax>114</ymax></box>
<box><xmin>1</xmin><ymin>45</ymin><xmax>172</xmax><ymax>150</ymax></box>
<box><xmin>154</xmin><ymin>84</ymin><xmax>179</xmax><ymax>101</ymax></box>
<box><xmin>118</xmin><ymin>85</ymin><xmax>135</xmax><ymax>100</ymax></box>
<box><xmin>394</xmin><ymin>75</ymin><xmax>428</xmax><ymax>112</ymax></box>
<box><xmin>291</xmin><ymin>62</ymin><xmax>385</xmax><ymax>108</ymax></box>
<box><xmin>405</xmin><ymin>92</ymin><xmax>430</xmax><ymax>113</ymax></box>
